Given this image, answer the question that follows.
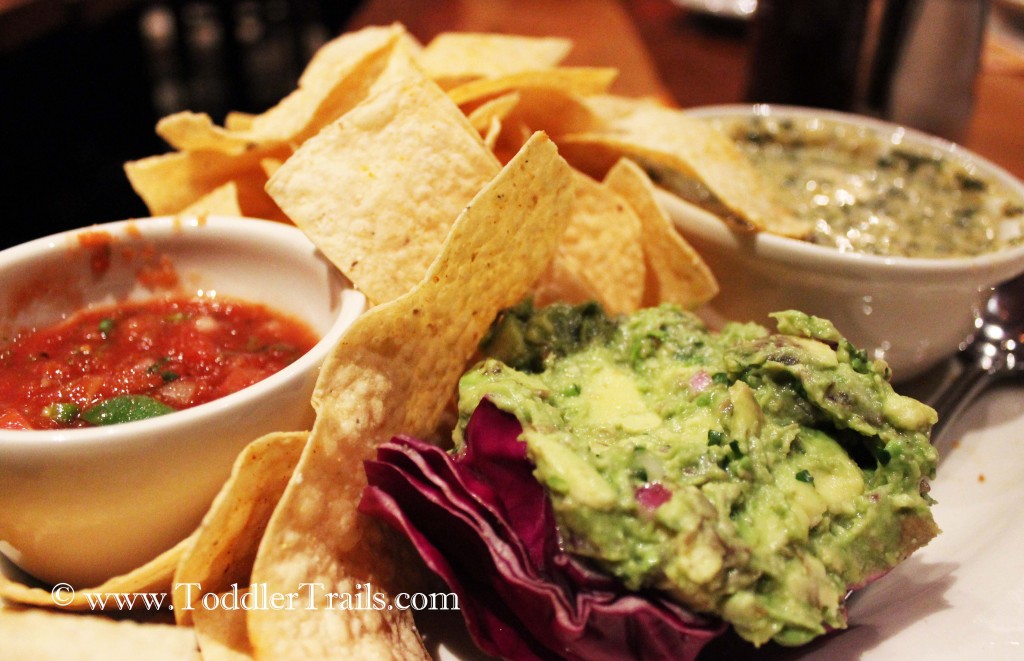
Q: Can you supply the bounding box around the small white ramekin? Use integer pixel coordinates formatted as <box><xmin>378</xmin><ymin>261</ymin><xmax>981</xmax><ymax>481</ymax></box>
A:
<box><xmin>0</xmin><ymin>216</ymin><xmax>365</xmax><ymax>586</ymax></box>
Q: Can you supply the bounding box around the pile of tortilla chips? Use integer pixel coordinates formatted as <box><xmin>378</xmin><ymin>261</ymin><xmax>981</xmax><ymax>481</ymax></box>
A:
<box><xmin>1</xmin><ymin>23</ymin><xmax>801</xmax><ymax>659</ymax></box>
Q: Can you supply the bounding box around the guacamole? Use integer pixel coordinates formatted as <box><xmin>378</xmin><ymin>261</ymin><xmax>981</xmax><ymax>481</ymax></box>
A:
<box><xmin>454</xmin><ymin>302</ymin><xmax>939</xmax><ymax>647</ymax></box>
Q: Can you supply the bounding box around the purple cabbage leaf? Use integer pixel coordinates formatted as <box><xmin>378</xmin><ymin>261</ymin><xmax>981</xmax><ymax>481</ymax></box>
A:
<box><xmin>359</xmin><ymin>399</ymin><xmax>725</xmax><ymax>661</ymax></box>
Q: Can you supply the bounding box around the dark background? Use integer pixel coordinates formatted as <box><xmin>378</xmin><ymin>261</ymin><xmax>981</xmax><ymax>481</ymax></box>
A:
<box><xmin>0</xmin><ymin>0</ymin><xmax>362</xmax><ymax>250</ymax></box>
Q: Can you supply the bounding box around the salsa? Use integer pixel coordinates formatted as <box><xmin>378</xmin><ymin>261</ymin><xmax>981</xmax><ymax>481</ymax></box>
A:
<box><xmin>713</xmin><ymin>115</ymin><xmax>1024</xmax><ymax>258</ymax></box>
<box><xmin>0</xmin><ymin>296</ymin><xmax>318</xmax><ymax>430</ymax></box>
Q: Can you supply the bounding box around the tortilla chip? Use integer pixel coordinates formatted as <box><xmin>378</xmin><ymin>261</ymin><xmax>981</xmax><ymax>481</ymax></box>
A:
<box><xmin>490</xmin><ymin>117</ymin><xmax>535</xmax><ymax>165</ymax></box>
<box><xmin>124</xmin><ymin>146</ymin><xmax>290</xmax><ymax>217</ymax></box>
<box><xmin>482</xmin><ymin>115</ymin><xmax>503</xmax><ymax>151</ymax></box>
<box><xmin>180</xmin><ymin>181</ymin><xmax>244</xmax><ymax>218</ymax></box>
<box><xmin>266</xmin><ymin>74</ymin><xmax>501</xmax><ymax>305</ymax></box>
<box><xmin>193</xmin><ymin>598</ymin><xmax>252</xmax><ymax>661</ymax></box>
<box><xmin>259</xmin><ymin>158</ymin><xmax>284</xmax><ymax>179</ymax></box>
<box><xmin>538</xmin><ymin>169</ymin><xmax>645</xmax><ymax>314</ymax></box>
<box><xmin>418</xmin><ymin>32</ymin><xmax>572</xmax><ymax>89</ymax></box>
<box><xmin>569</xmin><ymin>91</ymin><xmax>657</xmax><ymax>120</ymax></box>
<box><xmin>465</xmin><ymin>91</ymin><xmax>521</xmax><ymax>136</ymax></box>
<box><xmin>247</xmin><ymin>132</ymin><xmax>574</xmax><ymax>660</ymax></box>
<box><xmin>172</xmin><ymin>432</ymin><xmax>307</xmax><ymax>626</ymax></box>
<box><xmin>224</xmin><ymin>111</ymin><xmax>256</xmax><ymax>131</ymax></box>
<box><xmin>240</xmin><ymin>23</ymin><xmax>410</xmax><ymax>146</ymax></box>
<box><xmin>495</xmin><ymin>87</ymin><xmax>599</xmax><ymax>139</ymax></box>
<box><xmin>156</xmin><ymin>111</ymin><xmax>260</xmax><ymax>155</ymax></box>
<box><xmin>128</xmin><ymin>25</ymin><xmax>425</xmax><ymax>220</ymax></box>
<box><xmin>560</xmin><ymin>95</ymin><xmax>811</xmax><ymax>237</ymax></box>
<box><xmin>447</xmin><ymin>67</ymin><xmax>619</xmax><ymax>107</ymax></box>
<box><xmin>153</xmin><ymin>25</ymin><xmax>413</xmax><ymax>155</ymax></box>
<box><xmin>603</xmin><ymin>158</ymin><xmax>718</xmax><ymax>308</ymax></box>
<box><xmin>0</xmin><ymin>533</ymin><xmax>193</xmax><ymax>611</ymax></box>
<box><xmin>531</xmin><ymin>253</ymin><xmax>600</xmax><ymax>308</ymax></box>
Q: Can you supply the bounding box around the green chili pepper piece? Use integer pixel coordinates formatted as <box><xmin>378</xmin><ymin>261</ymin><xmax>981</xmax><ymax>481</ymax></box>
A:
<box><xmin>82</xmin><ymin>395</ymin><xmax>175</xmax><ymax>426</ymax></box>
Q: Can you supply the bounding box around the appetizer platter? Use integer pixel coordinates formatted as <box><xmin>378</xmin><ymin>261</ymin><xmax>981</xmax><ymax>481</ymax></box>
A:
<box><xmin>2</xmin><ymin>23</ymin><xmax>1023</xmax><ymax>661</ymax></box>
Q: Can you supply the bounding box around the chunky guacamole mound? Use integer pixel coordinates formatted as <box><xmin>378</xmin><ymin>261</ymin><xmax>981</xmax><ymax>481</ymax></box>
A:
<box><xmin>455</xmin><ymin>301</ymin><xmax>939</xmax><ymax>647</ymax></box>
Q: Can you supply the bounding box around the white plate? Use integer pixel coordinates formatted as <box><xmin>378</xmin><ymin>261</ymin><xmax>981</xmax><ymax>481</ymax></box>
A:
<box><xmin>804</xmin><ymin>381</ymin><xmax>1024</xmax><ymax>660</ymax></box>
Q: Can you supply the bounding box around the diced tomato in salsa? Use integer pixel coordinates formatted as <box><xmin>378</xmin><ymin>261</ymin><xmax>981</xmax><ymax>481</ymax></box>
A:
<box><xmin>0</xmin><ymin>297</ymin><xmax>318</xmax><ymax>430</ymax></box>
<box><xmin>0</xmin><ymin>410</ymin><xmax>31</xmax><ymax>430</ymax></box>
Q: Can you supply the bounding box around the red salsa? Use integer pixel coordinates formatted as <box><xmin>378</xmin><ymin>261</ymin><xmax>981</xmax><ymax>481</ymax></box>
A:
<box><xmin>0</xmin><ymin>296</ymin><xmax>319</xmax><ymax>430</ymax></box>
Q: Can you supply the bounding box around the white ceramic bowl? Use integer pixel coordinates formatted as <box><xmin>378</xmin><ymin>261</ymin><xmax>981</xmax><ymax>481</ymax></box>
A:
<box><xmin>658</xmin><ymin>104</ymin><xmax>1024</xmax><ymax>381</ymax></box>
<box><xmin>0</xmin><ymin>216</ymin><xmax>365</xmax><ymax>587</ymax></box>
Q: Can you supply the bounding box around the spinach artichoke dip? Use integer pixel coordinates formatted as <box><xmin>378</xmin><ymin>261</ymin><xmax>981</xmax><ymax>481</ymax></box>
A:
<box><xmin>714</xmin><ymin>114</ymin><xmax>1024</xmax><ymax>257</ymax></box>
<box><xmin>456</xmin><ymin>301</ymin><xmax>939</xmax><ymax>647</ymax></box>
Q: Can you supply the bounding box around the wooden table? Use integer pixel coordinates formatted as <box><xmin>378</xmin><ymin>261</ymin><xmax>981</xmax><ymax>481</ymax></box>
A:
<box><xmin>347</xmin><ymin>0</ymin><xmax>1024</xmax><ymax>180</ymax></box>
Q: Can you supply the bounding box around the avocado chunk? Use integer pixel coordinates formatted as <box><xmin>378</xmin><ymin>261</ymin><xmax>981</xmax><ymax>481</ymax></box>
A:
<box><xmin>457</xmin><ymin>302</ymin><xmax>938</xmax><ymax>647</ymax></box>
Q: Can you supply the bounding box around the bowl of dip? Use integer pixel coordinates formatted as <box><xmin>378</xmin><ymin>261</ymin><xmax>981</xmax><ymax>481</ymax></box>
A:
<box><xmin>0</xmin><ymin>216</ymin><xmax>365</xmax><ymax>587</ymax></box>
<box><xmin>657</xmin><ymin>104</ymin><xmax>1024</xmax><ymax>380</ymax></box>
